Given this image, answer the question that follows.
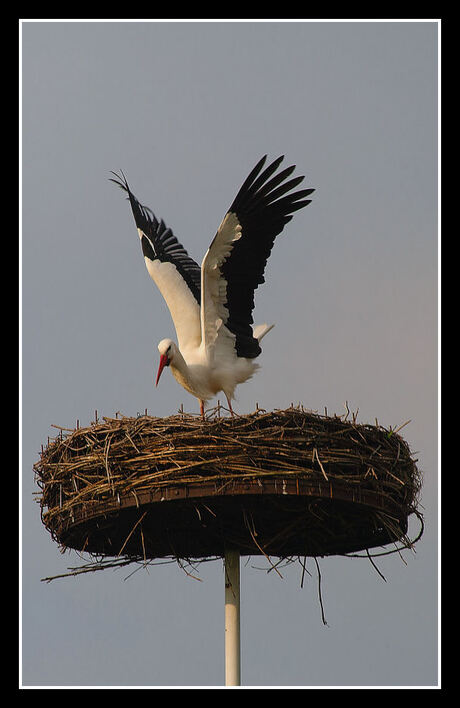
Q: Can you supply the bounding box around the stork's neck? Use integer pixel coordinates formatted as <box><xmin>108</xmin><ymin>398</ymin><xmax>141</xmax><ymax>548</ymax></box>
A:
<box><xmin>169</xmin><ymin>343</ymin><xmax>214</xmax><ymax>401</ymax></box>
<box><xmin>169</xmin><ymin>346</ymin><xmax>195</xmax><ymax>394</ymax></box>
<box><xmin>169</xmin><ymin>344</ymin><xmax>187</xmax><ymax>375</ymax></box>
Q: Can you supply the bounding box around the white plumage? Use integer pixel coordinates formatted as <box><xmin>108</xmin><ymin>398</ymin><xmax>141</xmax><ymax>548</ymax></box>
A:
<box><xmin>111</xmin><ymin>155</ymin><xmax>314</xmax><ymax>418</ymax></box>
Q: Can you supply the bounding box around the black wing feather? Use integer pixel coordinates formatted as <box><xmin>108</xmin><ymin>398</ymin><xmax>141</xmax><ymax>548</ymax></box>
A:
<box><xmin>110</xmin><ymin>171</ymin><xmax>202</xmax><ymax>305</ymax></box>
<box><xmin>221</xmin><ymin>156</ymin><xmax>314</xmax><ymax>358</ymax></box>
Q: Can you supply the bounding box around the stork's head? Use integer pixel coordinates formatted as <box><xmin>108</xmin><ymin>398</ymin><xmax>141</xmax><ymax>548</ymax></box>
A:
<box><xmin>156</xmin><ymin>338</ymin><xmax>175</xmax><ymax>386</ymax></box>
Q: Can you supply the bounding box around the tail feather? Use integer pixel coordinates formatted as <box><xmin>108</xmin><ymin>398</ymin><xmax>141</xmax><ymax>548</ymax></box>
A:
<box><xmin>253</xmin><ymin>323</ymin><xmax>275</xmax><ymax>342</ymax></box>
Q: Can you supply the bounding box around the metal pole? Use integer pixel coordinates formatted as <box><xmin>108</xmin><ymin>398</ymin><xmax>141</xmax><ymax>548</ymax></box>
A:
<box><xmin>224</xmin><ymin>548</ymin><xmax>241</xmax><ymax>686</ymax></box>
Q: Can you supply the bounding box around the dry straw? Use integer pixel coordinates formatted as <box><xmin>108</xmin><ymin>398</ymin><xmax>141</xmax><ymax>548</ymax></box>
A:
<box><xmin>34</xmin><ymin>405</ymin><xmax>423</xmax><ymax>579</ymax></box>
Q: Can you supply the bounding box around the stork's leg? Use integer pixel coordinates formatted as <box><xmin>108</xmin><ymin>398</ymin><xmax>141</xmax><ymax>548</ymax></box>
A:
<box><xmin>226</xmin><ymin>395</ymin><xmax>235</xmax><ymax>417</ymax></box>
<box><xmin>200</xmin><ymin>400</ymin><xmax>205</xmax><ymax>420</ymax></box>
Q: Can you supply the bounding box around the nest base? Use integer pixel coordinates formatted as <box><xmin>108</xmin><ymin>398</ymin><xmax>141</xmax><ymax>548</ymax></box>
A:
<box><xmin>57</xmin><ymin>482</ymin><xmax>408</xmax><ymax>560</ymax></box>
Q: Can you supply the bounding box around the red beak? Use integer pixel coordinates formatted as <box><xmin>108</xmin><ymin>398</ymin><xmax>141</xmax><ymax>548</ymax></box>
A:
<box><xmin>155</xmin><ymin>354</ymin><xmax>169</xmax><ymax>387</ymax></box>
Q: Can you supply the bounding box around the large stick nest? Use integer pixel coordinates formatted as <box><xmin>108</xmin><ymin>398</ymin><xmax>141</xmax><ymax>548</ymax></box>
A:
<box><xmin>34</xmin><ymin>406</ymin><xmax>423</xmax><ymax>569</ymax></box>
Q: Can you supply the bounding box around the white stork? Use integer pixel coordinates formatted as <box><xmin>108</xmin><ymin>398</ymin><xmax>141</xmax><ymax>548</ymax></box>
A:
<box><xmin>111</xmin><ymin>155</ymin><xmax>314</xmax><ymax>419</ymax></box>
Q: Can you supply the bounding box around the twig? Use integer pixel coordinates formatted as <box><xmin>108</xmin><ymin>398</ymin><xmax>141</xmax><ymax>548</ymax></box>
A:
<box><xmin>313</xmin><ymin>448</ymin><xmax>329</xmax><ymax>481</ymax></box>
<box><xmin>299</xmin><ymin>556</ymin><xmax>311</xmax><ymax>589</ymax></box>
<box><xmin>243</xmin><ymin>510</ymin><xmax>283</xmax><ymax>579</ymax></box>
<box><xmin>314</xmin><ymin>557</ymin><xmax>328</xmax><ymax>626</ymax></box>
<box><xmin>117</xmin><ymin>511</ymin><xmax>148</xmax><ymax>556</ymax></box>
<box><xmin>41</xmin><ymin>557</ymin><xmax>140</xmax><ymax>582</ymax></box>
<box><xmin>175</xmin><ymin>556</ymin><xmax>203</xmax><ymax>582</ymax></box>
<box><xmin>366</xmin><ymin>548</ymin><xmax>387</xmax><ymax>582</ymax></box>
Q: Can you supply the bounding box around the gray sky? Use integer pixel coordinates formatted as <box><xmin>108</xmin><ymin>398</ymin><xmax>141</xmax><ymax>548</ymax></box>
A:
<box><xmin>21</xmin><ymin>20</ymin><xmax>438</xmax><ymax>688</ymax></box>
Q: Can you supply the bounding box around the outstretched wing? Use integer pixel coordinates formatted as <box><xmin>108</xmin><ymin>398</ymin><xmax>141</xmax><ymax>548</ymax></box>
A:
<box><xmin>110</xmin><ymin>171</ymin><xmax>202</xmax><ymax>351</ymax></box>
<box><xmin>200</xmin><ymin>155</ymin><xmax>314</xmax><ymax>358</ymax></box>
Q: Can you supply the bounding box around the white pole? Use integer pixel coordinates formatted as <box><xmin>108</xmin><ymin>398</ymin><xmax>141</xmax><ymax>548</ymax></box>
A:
<box><xmin>224</xmin><ymin>548</ymin><xmax>241</xmax><ymax>686</ymax></box>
